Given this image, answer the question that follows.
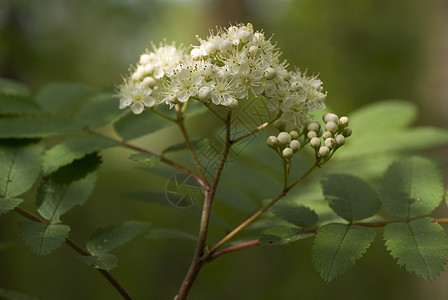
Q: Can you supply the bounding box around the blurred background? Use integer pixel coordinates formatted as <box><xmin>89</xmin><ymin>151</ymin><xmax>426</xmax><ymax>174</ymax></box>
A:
<box><xmin>1</xmin><ymin>0</ymin><xmax>448</xmax><ymax>299</ymax></box>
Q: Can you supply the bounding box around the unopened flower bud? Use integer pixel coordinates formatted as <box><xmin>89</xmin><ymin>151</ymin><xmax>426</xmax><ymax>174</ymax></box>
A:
<box><xmin>198</xmin><ymin>87</ymin><xmax>211</xmax><ymax>101</ymax></box>
<box><xmin>249</xmin><ymin>45</ymin><xmax>260</xmax><ymax>56</ymax></box>
<box><xmin>289</xmin><ymin>130</ymin><xmax>299</xmax><ymax>140</ymax></box>
<box><xmin>322</xmin><ymin>131</ymin><xmax>333</xmax><ymax>140</ymax></box>
<box><xmin>339</xmin><ymin>116</ymin><xmax>349</xmax><ymax>127</ymax></box>
<box><xmin>342</xmin><ymin>127</ymin><xmax>352</xmax><ymax>137</ymax></box>
<box><xmin>277</xmin><ymin>132</ymin><xmax>291</xmax><ymax>145</ymax></box>
<box><xmin>204</xmin><ymin>41</ymin><xmax>218</xmax><ymax>55</ymax></box>
<box><xmin>323</xmin><ymin>113</ymin><xmax>339</xmax><ymax>123</ymax></box>
<box><xmin>228</xmin><ymin>98</ymin><xmax>239</xmax><ymax>109</ymax></box>
<box><xmin>325</xmin><ymin>121</ymin><xmax>338</xmax><ymax>134</ymax></box>
<box><xmin>307</xmin><ymin>131</ymin><xmax>317</xmax><ymax>139</ymax></box>
<box><xmin>267</xmin><ymin>136</ymin><xmax>278</xmax><ymax>148</ymax></box>
<box><xmin>310</xmin><ymin>137</ymin><xmax>321</xmax><ymax>149</ymax></box>
<box><xmin>319</xmin><ymin>146</ymin><xmax>330</xmax><ymax>157</ymax></box>
<box><xmin>273</xmin><ymin>119</ymin><xmax>286</xmax><ymax>131</ymax></box>
<box><xmin>290</xmin><ymin>140</ymin><xmax>301</xmax><ymax>152</ymax></box>
<box><xmin>139</xmin><ymin>54</ymin><xmax>151</xmax><ymax>65</ymax></box>
<box><xmin>219</xmin><ymin>40</ymin><xmax>233</xmax><ymax>52</ymax></box>
<box><xmin>307</xmin><ymin>122</ymin><xmax>321</xmax><ymax>132</ymax></box>
<box><xmin>282</xmin><ymin>147</ymin><xmax>294</xmax><ymax>159</ymax></box>
<box><xmin>264</xmin><ymin>67</ymin><xmax>277</xmax><ymax>80</ymax></box>
<box><xmin>335</xmin><ymin>134</ymin><xmax>345</xmax><ymax>146</ymax></box>
<box><xmin>324</xmin><ymin>138</ymin><xmax>337</xmax><ymax>149</ymax></box>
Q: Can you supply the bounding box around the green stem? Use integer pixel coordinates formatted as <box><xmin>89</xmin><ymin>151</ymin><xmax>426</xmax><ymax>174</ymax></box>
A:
<box><xmin>232</xmin><ymin>115</ymin><xmax>280</xmax><ymax>144</ymax></box>
<box><xmin>208</xmin><ymin>159</ymin><xmax>320</xmax><ymax>254</ymax></box>
<box><xmin>175</xmin><ymin>110</ymin><xmax>232</xmax><ymax>300</ymax></box>
<box><xmin>150</xmin><ymin>107</ymin><xmax>177</xmax><ymax>122</ymax></box>
<box><xmin>14</xmin><ymin>207</ymin><xmax>133</xmax><ymax>300</ymax></box>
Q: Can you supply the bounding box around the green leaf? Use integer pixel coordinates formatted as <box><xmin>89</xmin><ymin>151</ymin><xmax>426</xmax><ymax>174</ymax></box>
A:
<box><xmin>78</xmin><ymin>253</ymin><xmax>118</xmax><ymax>271</ymax></box>
<box><xmin>86</xmin><ymin>221</ymin><xmax>150</xmax><ymax>255</ymax></box>
<box><xmin>162</xmin><ymin>138</ymin><xmax>209</xmax><ymax>154</ymax></box>
<box><xmin>384</xmin><ymin>218</ymin><xmax>448</xmax><ymax>280</ymax></box>
<box><xmin>272</xmin><ymin>203</ymin><xmax>318</xmax><ymax>227</ymax></box>
<box><xmin>0</xmin><ymin>94</ymin><xmax>41</xmax><ymax>115</ymax></box>
<box><xmin>381</xmin><ymin>156</ymin><xmax>444</xmax><ymax>218</ymax></box>
<box><xmin>75</xmin><ymin>89</ymin><xmax>122</xmax><ymax>128</ymax></box>
<box><xmin>0</xmin><ymin>287</ymin><xmax>41</xmax><ymax>300</ymax></box>
<box><xmin>129</xmin><ymin>153</ymin><xmax>160</xmax><ymax>169</ymax></box>
<box><xmin>37</xmin><ymin>173</ymin><xmax>97</xmax><ymax>224</ymax></box>
<box><xmin>0</xmin><ymin>116</ymin><xmax>82</xmax><ymax>138</ymax></box>
<box><xmin>184</xmin><ymin>100</ymin><xmax>208</xmax><ymax>118</ymax></box>
<box><xmin>0</xmin><ymin>198</ymin><xmax>23</xmax><ymax>215</ymax></box>
<box><xmin>113</xmin><ymin>109</ymin><xmax>173</xmax><ymax>140</ymax></box>
<box><xmin>348</xmin><ymin>100</ymin><xmax>417</xmax><ymax>136</ymax></box>
<box><xmin>19</xmin><ymin>221</ymin><xmax>70</xmax><ymax>256</ymax></box>
<box><xmin>146</xmin><ymin>228</ymin><xmax>197</xmax><ymax>241</ymax></box>
<box><xmin>0</xmin><ymin>140</ymin><xmax>44</xmax><ymax>197</ymax></box>
<box><xmin>0</xmin><ymin>77</ymin><xmax>30</xmax><ymax>97</ymax></box>
<box><xmin>321</xmin><ymin>174</ymin><xmax>380</xmax><ymax>222</ymax></box>
<box><xmin>259</xmin><ymin>226</ymin><xmax>314</xmax><ymax>246</ymax></box>
<box><xmin>35</xmin><ymin>82</ymin><xmax>92</xmax><ymax>114</ymax></box>
<box><xmin>313</xmin><ymin>224</ymin><xmax>376</xmax><ymax>282</ymax></box>
<box><xmin>42</xmin><ymin>134</ymin><xmax>118</xmax><ymax>175</ymax></box>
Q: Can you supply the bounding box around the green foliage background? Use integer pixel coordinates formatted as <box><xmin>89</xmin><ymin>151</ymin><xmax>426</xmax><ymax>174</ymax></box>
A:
<box><xmin>1</xmin><ymin>0</ymin><xmax>447</xmax><ymax>299</ymax></box>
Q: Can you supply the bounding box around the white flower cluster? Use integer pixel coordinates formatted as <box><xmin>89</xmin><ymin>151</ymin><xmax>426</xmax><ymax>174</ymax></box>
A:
<box><xmin>118</xmin><ymin>23</ymin><xmax>327</xmax><ymax>126</ymax></box>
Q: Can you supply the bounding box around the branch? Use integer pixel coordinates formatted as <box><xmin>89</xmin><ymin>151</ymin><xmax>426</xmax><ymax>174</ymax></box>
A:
<box><xmin>175</xmin><ymin>110</ymin><xmax>233</xmax><ymax>300</ymax></box>
<box><xmin>231</xmin><ymin>115</ymin><xmax>280</xmax><ymax>144</ymax></box>
<box><xmin>14</xmin><ymin>207</ymin><xmax>132</xmax><ymax>300</ymax></box>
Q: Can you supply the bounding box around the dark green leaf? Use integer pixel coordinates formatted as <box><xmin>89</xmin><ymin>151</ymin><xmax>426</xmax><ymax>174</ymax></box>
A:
<box><xmin>0</xmin><ymin>198</ymin><xmax>23</xmax><ymax>215</ymax></box>
<box><xmin>0</xmin><ymin>287</ymin><xmax>41</xmax><ymax>300</ymax></box>
<box><xmin>129</xmin><ymin>153</ymin><xmax>160</xmax><ymax>169</ymax></box>
<box><xmin>113</xmin><ymin>109</ymin><xmax>173</xmax><ymax>140</ymax></box>
<box><xmin>49</xmin><ymin>153</ymin><xmax>102</xmax><ymax>183</ymax></box>
<box><xmin>0</xmin><ymin>140</ymin><xmax>44</xmax><ymax>197</ymax></box>
<box><xmin>0</xmin><ymin>116</ymin><xmax>82</xmax><ymax>138</ymax></box>
<box><xmin>163</xmin><ymin>138</ymin><xmax>209</xmax><ymax>154</ymax></box>
<box><xmin>313</xmin><ymin>224</ymin><xmax>375</xmax><ymax>282</ymax></box>
<box><xmin>384</xmin><ymin>218</ymin><xmax>447</xmax><ymax>280</ymax></box>
<box><xmin>272</xmin><ymin>203</ymin><xmax>318</xmax><ymax>227</ymax></box>
<box><xmin>37</xmin><ymin>172</ymin><xmax>97</xmax><ymax>224</ymax></box>
<box><xmin>75</xmin><ymin>89</ymin><xmax>122</xmax><ymax>128</ymax></box>
<box><xmin>146</xmin><ymin>228</ymin><xmax>197</xmax><ymax>241</ymax></box>
<box><xmin>0</xmin><ymin>94</ymin><xmax>41</xmax><ymax>115</ymax></box>
<box><xmin>42</xmin><ymin>134</ymin><xmax>118</xmax><ymax>176</ymax></box>
<box><xmin>78</xmin><ymin>253</ymin><xmax>118</xmax><ymax>271</ymax></box>
<box><xmin>0</xmin><ymin>78</ymin><xmax>30</xmax><ymax>97</ymax></box>
<box><xmin>381</xmin><ymin>156</ymin><xmax>444</xmax><ymax>218</ymax></box>
<box><xmin>35</xmin><ymin>82</ymin><xmax>92</xmax><ymax>114</ymax></box>
<box><xmin>259</xmin><ymin>226</ymin><xmax>314</xmax><ymax>246</ymax></box>
<box><xmin>321</xmin><ymin>174</ymin><xmax>380</xmax><ymax>222</ymax></box>
<box><xmin>86</xmin><ymin>221</ymin><xmax>150</xmax><ymax>255</ymax></box>
<box><xmin>19</xmin><ymin>221</ymin><xmax>70</xmax><ymax>256</ymax></box>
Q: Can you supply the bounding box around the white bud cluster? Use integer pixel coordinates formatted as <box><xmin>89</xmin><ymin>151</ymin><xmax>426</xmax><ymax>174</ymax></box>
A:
<box><xmin>117</xmin><ymin>23</ymin><xmax>327</xmax><ymax>125</ymax></box>
<box><xmin>305</xmin><ymin>113</ymin><xmax>352</xmax><ymax>159</ymax></box>
<box><xmin>267</xmin><ymin>131</ymin><xmax>301</xmax><ymax>160</ymax></box>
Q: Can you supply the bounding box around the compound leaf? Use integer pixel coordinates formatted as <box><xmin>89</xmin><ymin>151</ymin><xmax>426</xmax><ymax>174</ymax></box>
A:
<box><xmin>0</xmin><ymin>198</ymin><xmax>23</xmax><ymax>215</ymax></box>
<box><xmin>42</xmin><ymin>134</ymin><xmax>118</xmax><ymax>176</ymax></box>
<box><xmin>321</xmin><ymin>174</ymin><xmax>380</xmax><ymax>222</ymax></box>
<box><xmin>259</xmin><ymin>226</ymin><xmax>314</xmax><ymax>246</ymax></box>
<box><xmin>37</xmin><ymin>172</ymin><xmax>97</xmax><ymax>224</ymax></box>
<box><xmin>86</xmin><ymin>221</ymin><xmax>150</xmax><ymax>255</ymax></box>
<box><xmin>0</xmin><ymin>140</ymin><xmax>44</xmax><ymax>198</ymax></box>
<box><xmin>35</xmin><ymin>82</ymin><xmax>92</xmax><ymax>114</ymax></box>
<box><xmin>0</xmin><ymin>94</ymin><xmax>41</xmax><ymax>115</ymax></box>
<box><xmin>129</xmin><ymin>153</ymin><xmax>160</xmax><ymax>169</ymax></box>
<box><xmin>0</xmin><ymin>77</ymin><xmax>30</xmax><ymax>96</ymax></box>
<box><xmin>313</xmin><ymin>224</ymin><xmax>375</xmax><ymax>282</ymax></box>
<box><xmin>78</xmin><ymin>253</ymin><xmax>118</xmax><ymax>271</ymax></box>
<box><xmin>384</xmin><ymin>218</ymin><xmax>447</xmax><ymax>280</ymax></box>
<box><xmin>272</xmin><ymin>203</ymin><xmax>318</xmax><ymax>228</ymax></box>
<box><xmin>75</xmin><ymin>88</ymin><xmax>122</xmax><ymax>128</ymax></box>
<box><xmin>113</xmin><ymin>109</ymin><xmax>173</xmax><ymax>140</ymax></box>
<box><xmin>0</xmin><ymin>116</ymin><xmax>82</xmax><ymax>138</ymax></box>
<box><xmin>19</xmin><ymin>221</ymin><xmax>70</xmax><ymax>256</ymax></box>
<box><xmin>381</xmin><ymin>156</ymin><xmax>444</xmax><ymax>218</ymax></box>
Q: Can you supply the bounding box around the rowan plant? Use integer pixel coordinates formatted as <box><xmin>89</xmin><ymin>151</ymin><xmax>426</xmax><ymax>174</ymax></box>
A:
<box><xmin>1</xmin><ymin>23</ymin><xmax>448</xmax><ymax>300</ymax></box>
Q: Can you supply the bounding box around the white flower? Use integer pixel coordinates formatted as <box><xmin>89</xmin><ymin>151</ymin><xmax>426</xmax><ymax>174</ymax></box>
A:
<box><xmin>209</xmin><ymin>78</ymin><xmax>236</xmax><ymax>106</ymax></box>
<box><xmin>118</xmin><ymin>80</ymin><xmax>156</xmax><ymax>114</ymax></box>
<box><xmin>168</xmin><ymin>68</ymin><xmax>203</xmax><ymax>102</ymax></box>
